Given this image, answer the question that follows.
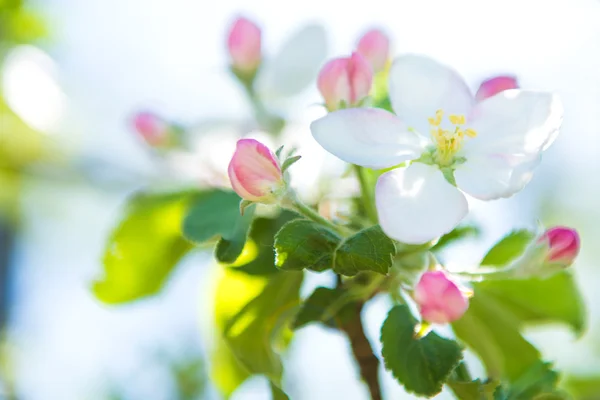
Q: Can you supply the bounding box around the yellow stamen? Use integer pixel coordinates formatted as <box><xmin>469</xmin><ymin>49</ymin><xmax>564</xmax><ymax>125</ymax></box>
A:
<box><xmin>427</xmin><ymin>109</ymin><xmax>477</xmax><ymax>165</ymax></box>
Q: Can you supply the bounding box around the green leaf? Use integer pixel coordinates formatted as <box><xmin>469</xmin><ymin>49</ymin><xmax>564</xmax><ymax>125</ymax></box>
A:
<box><xmin>93</xmin><ymin>191</ymin><xmax>196</xmax><ymax>304</ymax></box>
<box><xmin>381</xmin><ymin>305</ymin><xmax>463</xmax><ymax>397</ymax></box>
<box><xmin>224</xmin><ymin>271</ymin><xmax>304</xmax><ymax>386</ymax></box>
<box><xmin>481</xmin><ymin>230</ymin><xmax>535</xmax><ymax>267</ymax></box>
<box><xmin>231</xmin><ymin>211</ymin><xmax>299</xmax><ymax>275</ymax></box>
<box><xmin>452</xmin><ymin>291</ymin><xmax>541</xmax><ymax>382</ymax></box>
<box><xmin>281</xmin><ymin>155</ymin><xmax>301</xmax><ymax>173</ymax></box>
<box><xmin>477</xmin><ymin>272</ymin><xmax>586</xmax><ymax>335</ymax></box>
<box><xmin>493</xmin><ymin>361</ymin><xmax>565</xmax><ymax>400</ymax></box>
<box><xmin>182</xmin><ymin>190</ymin><xmax>255</xmax><ymax>263</ymax></box>
<box><xmin>292</xmin><ymin>287</ymin><xmax>355</xmax><ymax>329</ymax></box>
<box><xmin>563</xmin><ymin>375</ymin><xmax>600</xmax><ymax>399</ymax></box>
<box><xmin>432</xmin><ymin>225</ymin><xmax>480</xmax><ymax>252</ymax></box>
<box><xmin>334</xmin><ymin>225</ymin><xmax>396</xmax><ymax>276</ymax></box>
<box><xmin>274</xmin><ymin>220</ymin><xmax>341</xmax><ymax>272</ymax></box>
<box><xmin>447</xmin><ymin>379</ymin><xmax>498</xmax><ymax>400</ymax></box>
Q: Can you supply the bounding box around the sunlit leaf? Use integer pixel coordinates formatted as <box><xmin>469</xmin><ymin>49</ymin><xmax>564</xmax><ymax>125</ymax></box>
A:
<box><xmin>334</xmin><ymin>225</ymin><xmax>396</xmax><ymax>276</ymax></box>
<box><xmin>93</xmin><ymin>190</ymin><xmax>197</xmax><ymax>303</ymax></box>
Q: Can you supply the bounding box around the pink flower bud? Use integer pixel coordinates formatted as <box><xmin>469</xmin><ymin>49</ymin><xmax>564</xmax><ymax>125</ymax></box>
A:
<box><xmin>475</xmin><ymin>75</ymin><xmax>519</xmax><ymax>102</ymax></box>
<box><xmin>228</xmin><ymin>139</ymin><xmax>285</xmax><ymax>203</ymax></box>
<box><xmin>413</xmin><ymin>271</ymin><xmax>469</xmax><ymax>324</ymax></box>
<box><xmin>317</xmin><ymin>52</ymin><xmax>373</xmax><ymax>111</ymax></box>
<box><xmin>356</xmin><ymin>29</ymin><xmax>390</xmax><ymax>73</ymax></box>
<box><xmin>539</xmin><ymin>227</ymin><xmax>580</xmax><ymax>265</ymax></box>
<box><xmin>132</xmin><ymin>111</ymin><xmax>171</xmax><ymax>147</ymax></box>
<box><xmin>227</xmin><ymin>17</ymin><xmax>261</xmax><ymax>73</ymax></box>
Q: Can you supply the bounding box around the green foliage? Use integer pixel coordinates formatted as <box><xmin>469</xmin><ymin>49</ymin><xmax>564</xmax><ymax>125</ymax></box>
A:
<box><xmin>274</xmin><ymin>220</ymin><xmax>340</xmax><ymax>272</ymax></box>
<box><xmin>334</xmin><ymin>225</ymin><xmax>396</xmax><ymax>276</ymax></box>
<box><xmin>292</xmin><ymin>287</ymin><xmax>355</xmax><ymax>329</ymax></box>
<box><xmin>432</xmin><ymin>225</ymin><xmax>480</xmax><ymax>252</ymax></box>
<box><xmin>481</xmin><ymin>230</ymin><xmax>535</xmax><ymax>267</ymax></box>
<box><xmin>231</xmin><ymin>211</ymin><xmax>298</xmax><ymax>275</ymax></box>
<box><xmin>183</xmin><ymin>190</ymin><xmax>255</xmax><ymax>263</ymax></box>
<box><xmin>477</xmin><ymin>272</ymin><xmax>585</xmax><ymax>335</ymax></box>
<box><xmin>494</xmin><ymin>362</ymin><xmax>565</xmax><ymax>400</ymax></box>
<box><xmin>93</xmin><ymin>191</ymin><xmax>196</xmax><ymax>304</ymax></box>
<box><xmin>381</xmin><ymin>305</ymin><xmax>463</xmax><ymax>397</ymax></box>
<box><xmin>563</xmin><ymin>375</ymin><xmax>600</xmax><ymax>400</ymax></box>
<box><xmin>447</xmin><ymin>379</ymin><xmax>498</xmax><ymax>400</ymax></box>
<box><xmin>223</xmin><ymin>271</ymin><xmax>303</xmax><ymax>388</ymax></box>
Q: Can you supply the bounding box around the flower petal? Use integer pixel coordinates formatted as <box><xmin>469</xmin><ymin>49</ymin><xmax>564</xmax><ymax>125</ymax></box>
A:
<box><xmin>310</xmin><ymin>108</ymin><xmax>424</xmax><ymax>169</ymax></box>
<box><xmin>464</xmin><ymin>90</ymin><xmax>563</xmax><ymax>154</ymax></box>
<box><xmin>388</xmin><ymin>54</ymin><xmax>474</xmax><ymax>135</ymax></box>
<box><xmin>256</xmin><ymin>24</ymin><xmax>328</xmax><ymax>99</ymax></box>
<box><xmin>454</xmin><ymin>153</ymin><xmax>540</xmax><ymax>200</ymax></box>
<box><xmin>455</xmin><ymin>90</ymin><xmax>563</xmax><ymax>200</ymax></box>
<box><xmin>376</xmin><ymin>163</ymin><xmax>468</xmax><ymax>244</ymax></box>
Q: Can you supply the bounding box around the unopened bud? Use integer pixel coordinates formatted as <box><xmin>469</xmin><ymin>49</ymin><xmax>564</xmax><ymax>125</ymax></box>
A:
<box><xmin>413</xmin><ymin>270</ymin><xmax>469</xmax><ymax>324</ymax></box>
<box><xmin>228</xmin><ymin>139</ymin><xmax>285</xmax><ymax>203</ymax></box>
<box><xmin>317</xmin><ymin>52</ymin><xmax>373</xmax><ymax>111</ymax></box>
<box><xmin>475</xmin><ymin>75</ymin><xmax>518</xmax><ymax>102</ymax></box>
<box><xmin>356</xmin><ymin>29</ymin><xmax>390</xmax><ymax>73</ymax></box>
<box><xmin>227</xmin><ymin>17</ymin><xmax>262</xmax><ymax>80</ymax></box>
<box><xmin>132</xmin><ymin>111</ymin><xmax>178</xmax><ymax>149</ymax></box>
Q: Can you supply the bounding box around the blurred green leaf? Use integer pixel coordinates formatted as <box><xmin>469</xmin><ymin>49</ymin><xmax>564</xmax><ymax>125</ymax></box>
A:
<box><xmin>563</xmin><ymin>375</ymin><xmax>600</xmax><ymax>400</ymax></box>
<box><xmin>231</xmin><ymin>211</ymin><xmax>298</xmax><ymax>275</ymax></box>
<box><xmin>292</xmin><ymin>287</ymin><xmax>355</xmax><ymax>330</ymax></box>
<box><xmin>482</xmin><ymin>230</ymin><xmax>535</xmax><ymax>267</ymax></box>
<box><xmin>183</xmin><ymin>190</ymin><xmax>255</xmax><ymax>263</ymax></box>
<box><xmin>334</xmin><ymin>225</ymin><xmax>396</xmax><ymax>276</ymax></box>
<box><xmin>274</xmin><ymin>220</ymin><xmax>340</xmax><ymax>272</ymax></box>
<box><xmin>453</xmin><ymin>290</ymin><xmax>541</xmax><ymax>382</ymax></box>
<box><xmin>493</xmin><ymin>361</ymin><xmax>566</xmax><ymax>400</ymax></box>
<box><xmin>381</xmin><ymin>305</ymin><xmax>463</xmax><ymax>397</ymax></box>
<box><xmin>93</xmin><ymin>191</ymin><xmax>197</xmax><ymax>303</ymax></box>
<box><xmin>223</xmin><ymin>271</ymin><xmax>303</xmax><ymax>387</ymax></box>
<box><xmin>477</xmin><ymin>272</ymin><xmax>585</xmax><ymax>335</ymax></box>
<box><xmin>447</xmin><ymin>379</ymin><xmax>498</xmax><ymax>400</ymax></box>
<box><xmin>432</xmin><ymin>225</ymin><xmax>480</xmax><ymax>252</ymax></box>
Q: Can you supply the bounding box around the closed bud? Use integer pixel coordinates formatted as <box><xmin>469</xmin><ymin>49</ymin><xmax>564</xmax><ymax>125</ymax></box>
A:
<box><xmin>356</xmin><ymin>29</ymin><xmax>390</xmax><ymax>73</ymax></box>
<box><xmin>317</xmin><ymin>52</ymin><xmax>373</xmax><ymax>111</ymax></box>
<box><xmin>413</xmin><ymin>270</ymin><xmax>469</xmax><ymax>324</ymax></box>
<box><xmin>540</xmin><ymin>226</ymin><xmax>580</xmax><ymax>266</ymax></box>
<box><xmin>132</xmin><ymin>111</ymin><xmax>177</xmax><ymax>149</ymax></box>
<box><xmin>475</xmin><ymin>75</ymin><xmax>518</xmax><ymax>102</ymax></box>
<box><xmin>227</xmin><ymin>17</ymin><xmax>262</xmax><ymax>77</ymax></box>
<box><xmin>228</xmin><ymin>139</ymin><xmax>285</xmax><ymax>203</ymax></box>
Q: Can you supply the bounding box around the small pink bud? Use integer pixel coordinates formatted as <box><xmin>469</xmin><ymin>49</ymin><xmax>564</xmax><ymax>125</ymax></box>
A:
<box><xmin>228</xmin><ymin>139</ymin><xmax>285</xmax><ymax>203</ymax></box>
<box><xmin>132</xmin><ymin>111</ymin><xmax>171</xmax><ymax>147</ymax></box>
<box><xmin>539</xmin><ymin>227</ymin><xmax>580</xmax><ymax>265</ymax></box>
<box><xmin>317</xmin><ymin>52</ymin><xmax>373</xmax><ymax>111</ymax></box>
<box><xmin>475</xmin><ymin>75</ymin><xmax>519</xmax><ymax>102</ymax></box>
<box><xmin>356</xmin><ymin>29</ymin><xmax>390</xmax><ymax>73</ymax></box>
<box><xmin>227</xmin><ymin>17</ymin><xmax>261</xmax><ymax>74</ymax></box>
<box><xmin>413</xmin><ymin>271</ymin><xmax>469</xmax><ymax>324</ymax></box>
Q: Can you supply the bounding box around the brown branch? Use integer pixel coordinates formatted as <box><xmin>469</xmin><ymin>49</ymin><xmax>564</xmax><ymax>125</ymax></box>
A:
<box><xmin>341</xmin><ymin>302</ymin><xmax>382</xmax><ymax>400</ymax></box>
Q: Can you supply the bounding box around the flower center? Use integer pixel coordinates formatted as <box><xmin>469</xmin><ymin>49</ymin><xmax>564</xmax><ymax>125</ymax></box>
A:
<box><xmin>428</xmin><ymin>109</ymin><xmax>477</xmax><ymax>166</ymax></box>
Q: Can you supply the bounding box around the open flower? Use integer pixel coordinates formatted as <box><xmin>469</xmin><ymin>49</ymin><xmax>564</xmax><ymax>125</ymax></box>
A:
<box><xmin>311</xmin><ymin>55</ymin><xmax>563</xmax><ymax>244</ymax></box>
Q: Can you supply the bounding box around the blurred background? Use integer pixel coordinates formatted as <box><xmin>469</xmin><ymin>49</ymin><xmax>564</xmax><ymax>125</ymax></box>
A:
<box><xmin>1</xmin><ymin>0</ymin><xmax>600</xmax><ymax>399</ymax></box>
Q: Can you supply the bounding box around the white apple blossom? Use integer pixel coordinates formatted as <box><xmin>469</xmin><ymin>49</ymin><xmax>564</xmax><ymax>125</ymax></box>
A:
<box><xmin>310</xmin><ymin>54</ymin><xmax>563</xmax><ymax>244</ymax></box>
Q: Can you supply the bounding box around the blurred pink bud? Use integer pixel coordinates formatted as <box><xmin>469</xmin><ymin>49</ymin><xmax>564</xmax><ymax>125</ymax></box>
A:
<box><xmin>475</xmin><ymin>75</ymin><xmax>519</xmax><ymax>102</ymax></box>
<box><xmin>540</xmin><ymin>227</ymin><xmax>580</xmax><ymax>265</ymax></box>
<box><xmin>356</xmin><ymin>29</ymin><xmax>390</xmax><ymax>73</ymax></box>
<box><xmin>414</xmin><ymin>271</ymin><xmax>469</xmax><ymax>324</ymax></box>
<box><xmin>228</xmin><ymin>139</ymin><xmax>285</xmax><ymax>203</ymax></box>
<box><xmin>132</xmin><ymin>111</ymin><xmax>171</xmax><ymax>147</ymax></box>
<box><xmin>227</xmin><ymin>17</ymin><xmax>262</xmax><ymax>73</ymax></box>
<box><xmin>317</xmin><ymin>52</ymin><xmax>373</xmax><ymax>111</ymax></box>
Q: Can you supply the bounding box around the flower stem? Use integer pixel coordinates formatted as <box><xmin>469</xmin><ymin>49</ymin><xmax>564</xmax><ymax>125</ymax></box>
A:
<box><xmin>354</xmin><ymin>165</ymin><xmax>378</xmax><ymax>224</ymax></box>
<box><xmin>454</xmin><ymin>266</ymin><xmax>518</xmax><ymax>282</ymax></box>
<box><xmin>286</xmin><ymin>194</ymin><xmax>349</xmax><ymax>236</ymax></box>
